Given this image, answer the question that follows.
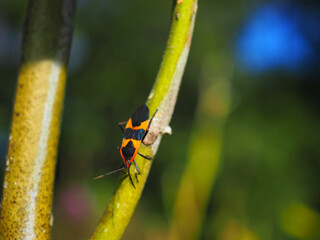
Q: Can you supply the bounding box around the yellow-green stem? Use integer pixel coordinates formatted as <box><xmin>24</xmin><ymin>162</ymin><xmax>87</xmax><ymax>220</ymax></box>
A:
<box><xmin>90</xmin><ymin>0</ymin><xmax>198</xmax><ymax>239</ymax></box>
<box><xmin>0</xmin><ymin>0</ymin><xmax>76</xmax><ymax>239</ymax></box>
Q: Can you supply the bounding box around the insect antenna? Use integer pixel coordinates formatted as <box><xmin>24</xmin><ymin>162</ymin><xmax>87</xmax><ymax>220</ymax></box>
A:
<box><xmin>93</xmin><ymin>165</ymin><xmax>125</xmax><ymax>180</ymax></box>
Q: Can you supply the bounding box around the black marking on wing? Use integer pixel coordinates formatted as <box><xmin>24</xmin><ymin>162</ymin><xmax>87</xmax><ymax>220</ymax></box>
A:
<box><xmin>121</xmin><ymin>140</ymin><xmax>136</xmax><ymax>160</ymax></box>
<box><xmin>131</xmin><ymin>105</ymin><xmax>149</xmax><ymax>127</ymax></box>
<box><xmin>133</xmin><ymin>129</ymin><xmax>145</xmax><ymax>141</ymax></box>
<box><xmin>124</xmin><ymin>128</ymin><xmax>145</xmax><ymax>141</ymax></box>
<box><xmin>124</xmin><ymin>128</ymin><xmax>134</xmax><ymax>139</ymax></box>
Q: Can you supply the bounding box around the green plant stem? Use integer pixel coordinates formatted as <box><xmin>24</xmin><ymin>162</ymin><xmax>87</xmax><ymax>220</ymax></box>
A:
<box><xmin>90</xmin><ymin>1</ymin><xmax>198</xmax><ymax>239</ymax></box>
<box><xmin>0</xmin><ymin>0</ymin><xmax>76</xmax><ymax>239</ymax></box>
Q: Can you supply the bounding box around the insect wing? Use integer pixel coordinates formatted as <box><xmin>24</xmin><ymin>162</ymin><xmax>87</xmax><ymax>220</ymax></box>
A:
<box><xmin>131</xmin><ymin>105</ymin><xmax>149</xmax><ymax>127</ymax></box>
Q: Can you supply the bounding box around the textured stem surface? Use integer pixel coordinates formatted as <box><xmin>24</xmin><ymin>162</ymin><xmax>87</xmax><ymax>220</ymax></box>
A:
<box><xmin>0</xmin><ymin>0</ymin><xmax>76</xmax><ymax>239</ymax></box>
<box><xmin>90</xmin><ymin>0</ymin><xmax>198</xmax><ymax>239</ymax></box>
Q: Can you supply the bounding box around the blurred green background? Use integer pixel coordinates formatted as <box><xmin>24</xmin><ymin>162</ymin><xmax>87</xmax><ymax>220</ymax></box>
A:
<box><xmin>0</xmin><ymin>0</ymin><xmax>320</xmax><ymax>239</ymax></box>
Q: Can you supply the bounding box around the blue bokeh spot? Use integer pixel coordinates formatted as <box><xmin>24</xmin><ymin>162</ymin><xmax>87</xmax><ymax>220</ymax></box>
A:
<box><xmin>236</xmin><ymin>4</ymin><xmax>314</xmax><ymax>73</ymax></box>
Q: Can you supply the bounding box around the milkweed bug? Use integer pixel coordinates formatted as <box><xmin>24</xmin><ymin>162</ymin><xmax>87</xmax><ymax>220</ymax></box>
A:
<box><xmin>94</xmin><ymin>105</ymin><xmax>158</xmax><ymax>188</ymax></box>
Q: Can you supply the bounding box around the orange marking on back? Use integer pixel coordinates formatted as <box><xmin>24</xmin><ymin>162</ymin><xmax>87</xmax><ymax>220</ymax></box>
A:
<box><xmin>133</xmin><ymin>120</ymin><xmax>148</xmax><ymax>130</ymax></box>
<box><xmin>125</xmin><ymin>119</ymin><xmax>133</xmax><ymax>129</ymax></box>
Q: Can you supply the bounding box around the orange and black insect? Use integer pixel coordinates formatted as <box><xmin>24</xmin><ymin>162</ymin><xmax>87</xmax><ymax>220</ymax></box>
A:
<box><xmin>94</xmin><ymin>105</ymin><xmax>157</xmax><ymax>188</ymax></box>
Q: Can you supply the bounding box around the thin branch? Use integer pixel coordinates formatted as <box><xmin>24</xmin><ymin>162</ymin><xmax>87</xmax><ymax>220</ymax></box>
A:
<box><xmin>0</xmin><ymin>0</ymin><xmax>76</xmax><ymax>239</ymax></box>
<box><xmin>90</xmin><ymin>0</ymin><xmax>198</xmax><ymax>239</ymax></box>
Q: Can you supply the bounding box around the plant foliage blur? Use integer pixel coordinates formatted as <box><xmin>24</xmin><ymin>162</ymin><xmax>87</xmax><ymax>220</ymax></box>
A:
<box><xmin>0</xmin><ymin>0</ymin><xmax>319</xmax><ymax>239</ymax></box>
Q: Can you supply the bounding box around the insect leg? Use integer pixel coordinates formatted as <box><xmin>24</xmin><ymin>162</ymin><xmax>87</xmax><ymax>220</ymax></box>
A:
<box><xmin>137</xmin><ymin>152</ymin><xmax>152</xmax><ymax>160</ymax></box>
<box><xmin>133</xmin><ymin>160</ymin><xmax>141</xmax><ymax>174</ymax></box>
<box><xmin>118</xmin><ymin>121</ymin><xmax>128</xmax><ymax>133</ymax></box>
<box><xmin>128</xmin><ymin>167</ymin><xmax>136</xmax><ymax>189</ymax></box>
<box><xmin>133</xmin><ymin>160</ymin><xmax>141</xmax><ymax>184</ymax></box>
